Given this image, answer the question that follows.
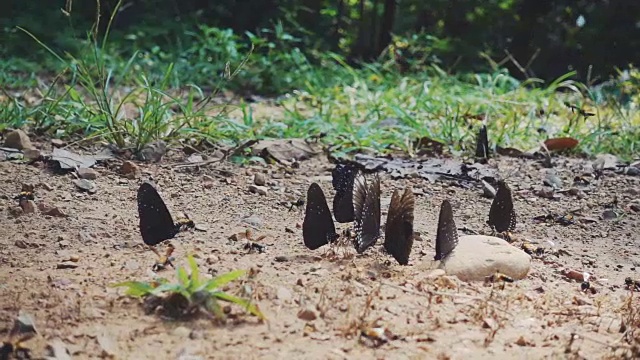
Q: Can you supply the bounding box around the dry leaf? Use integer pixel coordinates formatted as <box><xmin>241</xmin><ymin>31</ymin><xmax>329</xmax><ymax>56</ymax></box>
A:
<box><xmin>544</xmin><ymin>137</ymin><xmax>579</xmax><ymax>151</ymax></box>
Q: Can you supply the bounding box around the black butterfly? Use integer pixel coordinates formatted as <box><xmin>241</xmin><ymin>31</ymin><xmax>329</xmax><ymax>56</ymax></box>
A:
<box><xmin>475</xmin><ymin>125</ymin><xmax>489</xmax><ymax>159</ymax></box>
<box><xmin>303</xmin><ymin>183</ymin><xmax>339</xmax><ymax>250</ymax></box>
<box><xmin>488</xmin><ymin>180</ymin><xmax>517</xmax><ymax>233</ymax></box>
<box><xmin>352</xmin><ymin>173</ymin><xmax>381</xmax><ymax>254</ymax></box>
<box><xmin>384</xmin><ymin>187</ymin><xmax>415</xmax><ymax>265</ymax></box>
<box><xmin>332</xmin><ymin>163</ymin><xmax>360</xmax><ymax>223</ymax></box>
<box><xmin>434</xmin><ymin>199</ymin><xmax>459</xmax><ymax>261</ymax></box>
<box><xmin>137</xmin><ymin>182</ymin><xmax>194</xmax><ymax>246</ymax></box>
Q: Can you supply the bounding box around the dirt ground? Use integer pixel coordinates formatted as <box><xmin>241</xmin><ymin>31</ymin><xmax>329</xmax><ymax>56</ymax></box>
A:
<box><xmin>1</xmin><ymin>144</ymin><xmax>640</xmax><ymax>360</ymax></box>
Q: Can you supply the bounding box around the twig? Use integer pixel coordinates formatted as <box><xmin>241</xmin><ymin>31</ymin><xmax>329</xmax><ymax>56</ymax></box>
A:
<box><xmin>381</xmin><ymin>281</ymin><xmax>483</xmax><ymax>301</ymax></box>
<box><xmin>171</xmin><ymin>139</ymin><xmax>258</xmax><ymax>169</ymax></box>
<box><xmin>571</xmin><ymin>332</ymin><xmax>631</xmax><ymax>351</ymax></box>
<box><xmin>171</xmin><ymin>158</ymin><xmax>225</xmax><ymax>169</ymax></box>
<box><xmin>503</xmin><ymin>49</ymin><xmax>530</xmax><ymax>79</ymax></box>
<box><xmin>524</xmin><ymin>48</ymin><xmax>540</xmax><ymax>76</ymax></box>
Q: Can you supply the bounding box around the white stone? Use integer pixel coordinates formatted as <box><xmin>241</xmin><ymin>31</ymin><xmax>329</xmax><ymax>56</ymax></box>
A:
<box><xmin>439</xmin><ymin>235</ymin><xmax>531</xmax><ymax>281</ymax></box>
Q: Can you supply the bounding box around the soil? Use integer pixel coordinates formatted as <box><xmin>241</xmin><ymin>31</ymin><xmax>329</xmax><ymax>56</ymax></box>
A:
<box><xmin>1</xmin><ymin>143</ymin><xmax>639</xmax><ymax>360</ymax></box>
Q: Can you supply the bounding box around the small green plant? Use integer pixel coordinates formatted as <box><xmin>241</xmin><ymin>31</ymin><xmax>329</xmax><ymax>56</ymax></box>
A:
<box><xmin>112</xmin><ymin>255</ymin><xmax>264</xmax><ymax>321</ymax></box>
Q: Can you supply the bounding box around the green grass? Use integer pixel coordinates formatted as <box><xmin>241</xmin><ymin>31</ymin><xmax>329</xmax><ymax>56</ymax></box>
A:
<box><xmin>2</xmin><ymin>17</ymin><xmax>640</xmax><ymax>159</ymax></box>
<box><xmin>113</xmin><ymin>254</ymin><xmax>264</xmax><ymax>321</ymax></box>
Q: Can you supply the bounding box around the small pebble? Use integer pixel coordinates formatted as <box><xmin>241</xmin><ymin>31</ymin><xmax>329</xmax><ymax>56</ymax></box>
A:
<box><xmin>4</xmin><ymin>129</ymin><xmax>34</xmax><ymax>150</ymax></box>
<box><xmin>297</xmin><ymin>308</ymin><xmax>317</xmax><ymax>321</ymax></box>
<box><xmin>56</xmin><ymin>261</ymin><xmax>78</xmax><ymax>270</ymax></box>
<box><xmin>172</xmin><ymin>326</ymin><xmax>191</xmax><ymax>338</ymax></box>
<box><xmin>121</xmin><ymin>161</ymin><xmax>141</xmax><ymax>179</ymax></box>
<box><xmin>248</xmin><ymin>185</ymin><xmax>268</xmax><ymax>196</ymax></box>
<box><xmin>15</xmin><ymin>240</ymin><xmax>28</xmax><ymax>249</ymax></box>
<box><xmin>254</xmin><ymin>173</ymin><xmax>267</xmax><ymax>186</ymax></box>
<box><xmin>20</xmin><ymin>200</ymin><xmax>37</xmax><ymax>214</ymax></box>
<box><xmin>51</xmin><ymin>139</ymin><xmax>66</xmax><ymax>147</ymax></box>
<box><xmin>77</xmin><ymin>167</ymin><xmax>98</xmax><ymax>180</ymax></box>
<box><xmin>38</xmin><ymin>203</ymin><xmax>68</xmax><ymax>217</ymax></box>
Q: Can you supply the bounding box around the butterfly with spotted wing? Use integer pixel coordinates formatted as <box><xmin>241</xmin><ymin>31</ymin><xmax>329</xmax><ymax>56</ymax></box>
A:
<box><xmin>332</xmin><ymin>163</ymin><xmax>360</xmax><ymax>223</ymax></box>
<box><xmin>384</xmin><ymin>187</ymin><xmax>415</xmax><ymax>265</ymax></box>
<box><xmin>303</xmin><ymin>183</ymin><xmax>340</xmax><ymax>250</ymax></box>
<box><xmin>352</xmin><ymin>173</ymin><xmax>381</xmax><ymax>254</ymax></box>
<box><xmin>488</xmin><ymin>180</ymin><xmax>517</xmax><ymax>233</ymax></box>
<box><xmin>434</xmin><ymin>199</ymin><xmax>459</xmax><ymax>261</ymax></box>
<box><xmin>137</xmin><ymin>181</ymin><xmax>194</xmax><ymax>247</ymax></box>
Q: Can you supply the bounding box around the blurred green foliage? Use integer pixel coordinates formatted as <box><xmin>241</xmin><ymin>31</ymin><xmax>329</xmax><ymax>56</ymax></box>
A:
<box><xmin>1</xmin><ymin>0</ymin><xmax>639</xmax><ymax>159</ymax></box>
<box><xmin>2</xmin><ymin>0</ymin><xmax>640</xmax><ymax>86</ymax></box>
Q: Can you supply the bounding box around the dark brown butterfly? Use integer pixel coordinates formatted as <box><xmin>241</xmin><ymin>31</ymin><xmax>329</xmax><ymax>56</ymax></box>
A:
<box><xmin>137</xmin><ymin>182</ymin><xmax>194</xmax><ymax>246</ymax></box>
<box><xmin>332</xmin><ymin>163</ymin><xmax>360</xmax><ymax>223</ymax></box>
<box><xmin>475</xmin><ymin>125</ymin><xmax>489</xmax><ymax>160</ymax></box>
<box><xmin>352</xmin><ymin>173</ymin><xmax>381</xmax><ymax>254</ymax></box>
<box><xmin>434</xmin><ymin>199</ymin><xmax>459</xmax><ymax>261</ymax></box>
<box><xmin>488</xmin><ymin>180</ymin><xmax>517</xmax><ymax>233</ymax></box>
<box><xmin>384</xmin><ymin>187</ymin><xmax>415</xmax><ymax>265</ymax></box>
<box><xmin>303</xmin><ymin>183</ymin><xmax>339</xmax><ymax>250</ymax></box>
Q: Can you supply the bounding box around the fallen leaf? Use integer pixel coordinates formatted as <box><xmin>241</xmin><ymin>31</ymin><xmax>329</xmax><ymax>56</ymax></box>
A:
<box><xmin>14</xmin><ymin>311</ymin><xmax>37</xmax><ymax>335</ymax></box>
<box><xmin>97</xmin><ymin>332</ymin><xmax>119</xmax><ymax>357</ymax></box>
<box><xmin>482</xmin><ymin>317</ymin><xmax>498</xmax><ymax>330</ymax></box>
<box><xmin>251</xmin><ymin>139</ymin><xmax>320</xmax><ymax>164</ymax></box>
<box><xmin>50</xmin><ymin>148</ymin><xmax>98</xmax><ymax>169</ymax></box>
<box><xmin>47</xmin><ymin>338</ymin><xmax>72</xmax><ymax>360</ymax></box>
<box><xmin>346</xmin><ymin>154</ymin><xmax>494</xmax><ymax>182</ymax></box>
<box><xmin>543</xmin><ymin>137</ymin><xmax>578</xmax><ymax>151</ymax></box>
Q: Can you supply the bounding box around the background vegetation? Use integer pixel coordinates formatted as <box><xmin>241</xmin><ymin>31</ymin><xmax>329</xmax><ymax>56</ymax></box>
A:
<box><xmin>1</xmin><ymin>0</ymin><xmax>640</xmax><ymax>158</ymax></box>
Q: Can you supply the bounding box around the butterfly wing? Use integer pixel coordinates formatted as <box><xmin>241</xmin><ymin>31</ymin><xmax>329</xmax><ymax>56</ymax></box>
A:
<box><xmin>353</xmin><ymin>173</ymin><xmax>381</xmax><ymax>254</ymax></box>
<box><xmin>475</xmin><ymin>125</ymin><xmax>489</xmax><ymax>159</ymax></box>
<box><xmin>384</xmin><ymin>187</ymin><xmax>415</xmax><ymax>265</ymax></box>
<box><xmin>137</xmin><ymin>182</ymin><xmax>178</xmax><ymax>246</ymax></box>
<box><xmin>488</xmin><ymin>181</ymin><xmax>517</xmax><ymax>233</ymax></box>
<box><xmin>303</xmin><ymin>183</ymin><xmax>338</xmax><ymax>250</ymax></box>
<box><xmin>332</xmin><ymin>164</ymin><xmax>359</xmax><ymax>223</ymax></box>
<box><xmin>434</xmin><ymin>199</ymin><xmax>459</xmax><ymax>261</ymax></box>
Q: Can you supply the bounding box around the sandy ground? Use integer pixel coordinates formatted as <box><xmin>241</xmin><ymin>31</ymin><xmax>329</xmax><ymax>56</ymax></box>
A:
<box><xmin>1</xmin><ymin>145</ymin><xmax>639</xmax><ymax>360</ymax></box>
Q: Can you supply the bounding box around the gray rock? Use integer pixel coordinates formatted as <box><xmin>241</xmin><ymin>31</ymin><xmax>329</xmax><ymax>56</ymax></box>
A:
<box><xmin>73</xmin><ymin>179</ymin><xmax>97</xmax><ymax>193</ymax></box>
<box><xmin>593</xmin><ymin>153</ymin><xmax>618</xmax><ymax>170</ymax></box>
<box><xmin>543</xmin><ymin>169</ymin><xmax>563</xmax><ymax>189</ymax></box>
<box><xmin>440</xmin><ymin>235</ymin><xmax>531</xmax><ymax>281</ymax></box>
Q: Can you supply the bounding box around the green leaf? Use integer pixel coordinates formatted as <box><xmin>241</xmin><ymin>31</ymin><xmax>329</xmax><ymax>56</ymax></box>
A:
<box><xmin>214</xmin><ymin>292</ymin><xmax>265</xmax><ymax>320</ymax></box>
<box><xmin>201</xmin><ymin>269</ymin><xmax>247</xmax><ymax>292</ymax></box>
<box><xmin>110</xmin><ymin>281</ymin><xmax>155</xmax><ymax>298</ymax></box>
<box><xmin>150</xmin><ymin>283</ymin><xmax>183</xmax><ymax>296</ymax></box>
<box><xmin>204</xmin><ymin>296</ymin><xmax>225</xmax><ymax>320</ymax></box>
<box><xmin>187</xmin><ymin>254</ymin><xmax>200</xmax><ymax>291</ymax></box>
<box><xmin>176</xmin><ymin>266</ymin><xmax>190</xmax><ymax>289</ymax></box>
